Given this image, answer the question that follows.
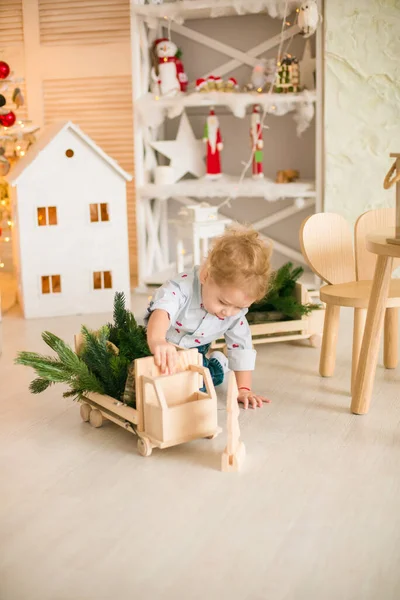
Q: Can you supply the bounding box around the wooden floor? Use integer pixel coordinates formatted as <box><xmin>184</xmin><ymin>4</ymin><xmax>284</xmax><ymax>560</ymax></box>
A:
<box><xmin>1</xmin><ymin>293</ymin><xmax>400</xmax><ymax>600</ymax></box>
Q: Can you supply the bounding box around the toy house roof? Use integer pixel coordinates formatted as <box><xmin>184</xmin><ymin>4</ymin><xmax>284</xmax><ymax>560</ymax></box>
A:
<box><xmin>6</xmin><ymin>120</ymin><xmax>132</xmax><ymax>185</ymax></box>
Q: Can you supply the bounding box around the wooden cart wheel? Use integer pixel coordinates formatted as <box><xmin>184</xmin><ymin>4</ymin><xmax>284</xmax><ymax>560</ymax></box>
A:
<box><xmin>89</xmin><ymin>408</ymin><xmax>103</xmax><ymax>428</ymax></box>
<box><xmin>309</xmin><ymin>334</ymin><xmax>322</xmax><ymax>348</ymax></box>
<box><xmin>80</xmin><ymin>403</ymin><xmax>92</xmax><ymax>422</ymax></box>
<box><xmin>137</xmin><ymin>436</ymin><xmax>152</xmax><ymax>457</ymax></box>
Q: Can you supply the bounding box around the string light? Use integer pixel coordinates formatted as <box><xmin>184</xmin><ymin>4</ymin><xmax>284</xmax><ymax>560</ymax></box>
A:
<box><xmin>7</xmin><ymin>220</ymin><xmax>12</xmax><ymax>226</ymax></box>
<box><xmin>4</xmin><ymin>237</ymin><xmax>10</xmax><ymax>242</ymax></box>
<box><xmin>0</xmin><ymin>263</ymin><xmax>4</xmax><ymax>269</ymax></box>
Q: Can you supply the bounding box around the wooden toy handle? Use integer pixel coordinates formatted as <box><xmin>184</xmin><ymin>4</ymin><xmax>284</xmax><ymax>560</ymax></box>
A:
<box><xmin>189</xmin><ymin>365</ymin><xmax>214</xmax><ymax>398</ymax></box>
<box><xmin>383</xmin><ymin>160</ymin><xmax>400</xmax><ymax>190</ymax></box>
<box><xmin>142</xmin><ymin>376</ymin><xmax>168</xmax><ymax>410</ymax></box>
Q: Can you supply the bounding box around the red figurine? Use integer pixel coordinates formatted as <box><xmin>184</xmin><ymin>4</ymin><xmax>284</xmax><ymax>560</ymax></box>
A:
<box><xmin>203</xmin><ymin>108</ymin><xmax>223</xmax><ymax>180</ymax></box>
<box><xmin>250</xmin><ymin>105</ymin><xmax>264</xmax><ymax>179</ymax></box>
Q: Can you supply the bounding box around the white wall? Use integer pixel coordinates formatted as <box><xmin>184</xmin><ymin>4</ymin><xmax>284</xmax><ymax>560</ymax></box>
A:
<box><xmin>324</xmin><ymin>0</ymin><xmax>400</xmax><ymax>222</ymax></box>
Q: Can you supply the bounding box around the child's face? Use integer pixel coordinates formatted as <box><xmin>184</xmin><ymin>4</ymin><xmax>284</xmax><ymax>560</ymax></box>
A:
<box><xmin>200</xmin><ymin>268</ymin><xmax>254</xmax><ymax>320</ymax></box>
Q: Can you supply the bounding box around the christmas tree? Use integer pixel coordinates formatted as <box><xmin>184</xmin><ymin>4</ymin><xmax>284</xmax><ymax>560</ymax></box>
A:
<box><xmin>0</xmin><ymin>59</ymin><xmax>39</xmax><ymax>272</ymax></box>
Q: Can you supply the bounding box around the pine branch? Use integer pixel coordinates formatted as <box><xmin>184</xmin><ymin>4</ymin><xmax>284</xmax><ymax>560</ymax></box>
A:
<box><xmin>15</xmin><ymin>352</ymin><xmax>73</xmax><ymax>382</ymax></box>
<box><xmin>29</xmin><ymin>378</ymin><xmax>54</xmax><ymax>394</ymax></box>
<box><xmin>15</xmin><ymin>345</ymin><xmax>105</xmax><ymax>396</ymax></box>
<box><xmin>113</xmin><ymin>291</ymin><xmax>128</xmax><ymax>329</ymax></box>
<box><xmin>80</xmin><ymin>325</ymin><xmax>130</xmax><ymax>401</ymax></box>
<box><xmin>107</xmin><ymin>292</ymin><xmax>151</xmax><ymax>362</ymax></box>
<box><xmin>42</xmin><ymin>331</ymin><xmax>90</xmax><ymax>374</ymax></box>
<box><xmin>62</xmin><ymin>390</ymin><xmax>81</xmax><ymax>400</ymax></box>
<box><xmin>80</xmin><ymin>326</ymin><xmax>113</xmax><ymax>385</ymax></box>
<box><xmin>248</xmin><ymin>262</ymin><xmax>315</xmax><ymax>320</ymax></box>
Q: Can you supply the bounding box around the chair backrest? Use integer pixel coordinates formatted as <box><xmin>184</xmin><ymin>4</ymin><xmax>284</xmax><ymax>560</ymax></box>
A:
<box><xmin>299</xmin><ymin>213</ymin><xmax>356</xmax><ymax>284</ymax></box>
<box><xmin>355</xmin><ymin>207</ymin><xmax>399</xmax><ymax>280</ymax></box>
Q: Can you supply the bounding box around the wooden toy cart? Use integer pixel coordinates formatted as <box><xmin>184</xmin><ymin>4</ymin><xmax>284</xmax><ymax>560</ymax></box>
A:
<box><xmin>74</xmin><ymin>338</ymin><xmax>221</xmax><ymax>457</ymax></box>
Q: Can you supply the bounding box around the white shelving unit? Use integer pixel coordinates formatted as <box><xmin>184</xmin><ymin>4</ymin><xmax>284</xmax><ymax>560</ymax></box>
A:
<box><xmin>139</xmin><ymin>176</ymin><xmax>316</xmax><ymax>201</ymax></box>
<box><xmin>130</xmin><ymin>0</ymin><xmax>323</xmax><ymax>289</ymax></box>
<box><xmin>136</xmin><ymin>90</ymin><xmax>317</xmax><ymax>124</ymax></box>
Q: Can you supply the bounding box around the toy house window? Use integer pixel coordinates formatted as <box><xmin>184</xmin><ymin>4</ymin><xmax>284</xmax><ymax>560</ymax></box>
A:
<box><xmin>41</xmin><ymin>274</ymin><xmax>62</xmax><ymax>294</ymax></box>
<box><xmin>37</xmin><ymin>206</ymin><xmax>58</xmax><ymax>226</ymax></box>
<box><xmin>90</xmin><ymin>203</ymin><xmax>109</xmax><ymax>223</ymax></box>
<box><xmin>93</xmin><ymin>271</ymin><xmax>113</xmax><ymax>290</ymax></box>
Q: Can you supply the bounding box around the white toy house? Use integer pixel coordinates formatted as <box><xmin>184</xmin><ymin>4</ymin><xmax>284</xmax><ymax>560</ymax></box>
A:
<box><xmin>6</xmin><ymin>121</ymin><xmax>132</xmax><ymax>319</ymax></box>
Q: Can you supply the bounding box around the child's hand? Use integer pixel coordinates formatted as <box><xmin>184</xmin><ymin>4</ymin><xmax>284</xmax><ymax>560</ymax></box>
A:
<box><xmin>150</xmin><ymin>340</ymin><xmax>178</xmax><ymax>374</ymax></box>
<box><xmin>238</xmin><ymin>389</ymin><xmax>271</xmax><ymax>410</ymax></box>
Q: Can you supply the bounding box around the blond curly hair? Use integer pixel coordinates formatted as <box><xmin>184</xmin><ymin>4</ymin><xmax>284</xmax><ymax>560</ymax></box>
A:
<box><xmin>205</xmin><ymin>225</ymin><xmax>272</xmax><ymax>301</ymax></box>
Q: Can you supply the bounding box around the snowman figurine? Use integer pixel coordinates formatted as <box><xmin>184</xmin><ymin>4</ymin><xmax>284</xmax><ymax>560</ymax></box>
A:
<box><xmin>298</xmin><ymin>0</ymin><xmax>320</xmax><ymax>38</ymax></box>
<box><xmin>151</xmin><ymin>38</ymin><xmax>188</xmax><ymax>97</ymax></box>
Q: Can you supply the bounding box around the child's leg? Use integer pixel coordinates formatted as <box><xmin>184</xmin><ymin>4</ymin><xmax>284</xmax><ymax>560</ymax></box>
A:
<box><xmin>197</xmin><ymin>344</ymin><xmax>226</xmax><ymax>388</ymax></box>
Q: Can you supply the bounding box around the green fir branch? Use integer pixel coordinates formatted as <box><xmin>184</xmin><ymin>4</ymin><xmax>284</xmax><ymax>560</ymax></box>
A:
<box><xmin>249</xmin><ymin>262</ymin><xmax>317</xmax><ymax>320</ymax></box>
<box><xmin>29</xmin><ymin>378</ymin><xmax>54</xmax><ymax>394</ymax></box>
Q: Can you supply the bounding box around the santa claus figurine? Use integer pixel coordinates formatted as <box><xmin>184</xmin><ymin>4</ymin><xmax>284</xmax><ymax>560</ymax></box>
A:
<box><xmin>203</xmin><ymin>108</ymin><xmax>223</xmax><ymax>179</ymax></box>
<box><xmin>151</xmin><ymin>38</ymin><xmax>188</xmax><ymax>97</ymax></box>
<box><xmin>250</xmin><ymin>105</ymin><xmax>264</xmax><ymax>179</ymax></box>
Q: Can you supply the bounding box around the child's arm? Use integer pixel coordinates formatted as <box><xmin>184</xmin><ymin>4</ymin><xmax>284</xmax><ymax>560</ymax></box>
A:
<box><xmin>147</xmin><ymin>310</ymin><xmax>178</xmax><ymax>374</ymax></box>
<box><xmin>224</xmin><ymin>314</ymin><xmax>271</xmax><ymax>409</ymax></box>
<box><xmin>145</xmin><ymin>280</ymin><xmax>187</xmax><ymax>373</ymax></box>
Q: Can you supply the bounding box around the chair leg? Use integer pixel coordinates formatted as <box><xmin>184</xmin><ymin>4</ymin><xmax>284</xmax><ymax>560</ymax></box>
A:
<box><xmin>319</xmin><ymin>304</ymin><xmax>341</xmax><ymax>377</ymax></box>
<box><xmin>351</xmin><ymin>308</ymin><xmax>367</xmax><ymax>394</ymax></box>
<box><xmin>384</xmin><ymin>307</ymin><xmax>398</xmax><ymax>369</ymax></box>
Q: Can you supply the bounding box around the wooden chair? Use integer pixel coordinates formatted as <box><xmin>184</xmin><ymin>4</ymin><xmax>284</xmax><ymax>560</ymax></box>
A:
<box><xmin>299</xmin><ymin>210</ymin><xmax>400</xmax><ymax>393</ymax></box>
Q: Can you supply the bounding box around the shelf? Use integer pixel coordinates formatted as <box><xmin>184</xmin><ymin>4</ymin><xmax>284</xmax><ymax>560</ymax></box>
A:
<box><xmin>132</xmin><ymin>0</ymin><xmax>300</xmax><ymax>22</ymax></box>
<box><xmin>139</xmin><ymin>175</ymin><xmax>316</xmax><ymax>201</ymax></box>
<box><xmin>137</xmin><ymin>90</ymin><xmax>316</xmax><ymax>127</ymax></box>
